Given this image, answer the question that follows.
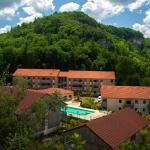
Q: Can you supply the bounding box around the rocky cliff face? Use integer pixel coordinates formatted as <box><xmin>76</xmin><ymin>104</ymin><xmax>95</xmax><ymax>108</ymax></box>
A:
<box><xmin>97</xmin><ymin>39</ymin><xmax>112</xmax><ymax>49</ymax></box>
<box><xmin>132</xmin><ymin>38</ymin><xmax>144</xmax><ymax>45</ymax></box>
<box><xmin>132</xmin><ymin>37</ymin><xmax>144</xmax><ymax>50</ymax></box>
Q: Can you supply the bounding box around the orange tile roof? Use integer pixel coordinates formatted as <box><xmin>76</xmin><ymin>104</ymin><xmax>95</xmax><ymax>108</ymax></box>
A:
<box><xmin>65</xmin><ymin>108</ymin><xmax>149</xmax><ymax>149</ymax></box>
<box><xmin>101</xmin><ymin>85</ymin><xmax>150</xmax><ymax>100</ymax></box>
<box><xmin>13</xmin><ymin>68</ymin><xmax>60</xmax><ymax>77</ymax></box>
<box><xmin>59</xmin><ymin>71</ymin><xmax>69</xmax><ymax>77</ymax></box>
<box><xmin>13</xmin><ymin>68</ymin><xmax>115</xmax><ymax>79</ymax></box>
<box><xmin>60</xmin><ymin>70</ymin><xmax>115</xmax><ymax>79</ymax></box>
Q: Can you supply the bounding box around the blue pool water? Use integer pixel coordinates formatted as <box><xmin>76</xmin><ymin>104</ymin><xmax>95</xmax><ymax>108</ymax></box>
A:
<box><xmin>61</xmin><ymin>106</ymin><xmax>95</xmax><ymax>116</ymax></box>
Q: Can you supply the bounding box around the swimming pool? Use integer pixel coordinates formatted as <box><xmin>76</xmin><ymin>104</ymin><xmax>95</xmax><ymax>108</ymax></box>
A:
<box><xmin>61</xmin><ymin>106</ymin><xmax>95</xmax><ymax>116</ymax></box>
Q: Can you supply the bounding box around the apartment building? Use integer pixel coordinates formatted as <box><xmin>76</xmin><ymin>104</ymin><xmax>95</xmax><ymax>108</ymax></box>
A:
<box><xmin>13</xmin><ymin>69</ymin><xmax>60</xmax><ymax>89</ymax></box>
<box><xmin>13</xmin><ymin>68</ymin><xmax>115</xmax><ymax>96</ymax></box>
<box><xmin>59</xmin><ymin>70</ymin><xmax>115</xmax><ymax>96</ymax></box>
<box><xmin>101</xmin><ymin>85</ymin><xmax>150</xmax><ymax>114</ymax></box>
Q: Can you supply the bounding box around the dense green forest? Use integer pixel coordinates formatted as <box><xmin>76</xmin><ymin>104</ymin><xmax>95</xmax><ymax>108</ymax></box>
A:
<box><xmin>0</xmin><ymin>12</ymin><xmax>149</xmax><ymax>85</ymax></box>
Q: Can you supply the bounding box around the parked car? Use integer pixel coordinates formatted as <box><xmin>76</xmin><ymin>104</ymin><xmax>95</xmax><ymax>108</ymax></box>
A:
<box><xmin>97</xmin><ymin>96</ymin><xmax>102</xmax><ymax>102</ymax></box>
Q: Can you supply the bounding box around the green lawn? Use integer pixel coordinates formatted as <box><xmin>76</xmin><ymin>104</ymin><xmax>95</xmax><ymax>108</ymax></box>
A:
<box><xmin>75</xmin><ymin>96</ymin><xmax>101</xmax><ymax>110</ymax></box>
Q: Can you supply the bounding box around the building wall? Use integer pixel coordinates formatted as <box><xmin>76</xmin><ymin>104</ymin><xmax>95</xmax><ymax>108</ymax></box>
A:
<box><xmin>23</xmin><ymin>76</ymin><xmax>58</xmax><ymax>89</ymax></box>
<box><xmin>47</xmin><ymin>109</ymin><xmax>61</xmax><ymax>129</ymax></box>
<box><xmin>63</xmin><ymin>94</ymin><xmax>74</xmax><ymax>101</ymax></box>
<box><xmin>65</xmin><ymin>78</ymin><xmax>115</xmax><ymax>96</ymax></box>
<box><xmin>58</xmin><ymin>77</ymin><xmax>67</xmax><ymax>88</ymax></box>
<box><xmin>36</xmin><ymin>107</ymin><xmax>61</xmax><ymax>136</ymax></box>
<box><xmin>103</xmin><ymin>98</ymin><xmax>150</xmax><ymax>114</ymax></box>
<box><xmin>15</xmin><ymin>75</ymin><xmax>115</xmax><ymax>96</ymax></box>
<box><xmin>64</xmin><ymin>127</ymin><xmax>112</xmax><ymax>150</ymax></box>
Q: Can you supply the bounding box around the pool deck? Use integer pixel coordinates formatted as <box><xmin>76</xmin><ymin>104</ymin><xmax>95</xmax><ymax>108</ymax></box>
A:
<box><xmin>66</xmin><ymin>104</ymin><xmax>111</xmax><ymax>121</ymax></box>
<box><xmin>65</xmin><ymin>100</ymin><xmax>80</xmax><ymax>107</ymax></box>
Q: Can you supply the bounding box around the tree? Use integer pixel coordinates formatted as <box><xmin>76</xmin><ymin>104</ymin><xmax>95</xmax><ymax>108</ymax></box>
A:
<box><xmin>69</xmin><ymin>133</ymin><xmax>86</xmax><ymax>150</ymax></box>
<box><xmin>119</xmin><ymin>142</ymin><xmax>140</xmax><ymax>150</ymax></box>
<box><xmin>12</xmin><ymin>77</ymin><xmax>28</xmax><ymax>105</ymax></box>
<box><xmin>0</xmin><ymin>77</ymin><xmax>64</xmax><ymax>150</ymax></box>
<box><xmin>0</xmin><ymin>11</ymin><xmax>149</xmax><ymax>85</ymax></box>
<box><xmin>6</xmin><ymin>131</ymin><xmax>34</xmax><ymax>150</ymax></box>
<box><xmin>141</xmin><ymin>77</ymin><xmax>150</xmax><ymax>86</ymax></box>
<box><xmin>0</xmin><ymin>90</ymin><xmax>17</xmax><ymax>149</ymax></box>
<box><xmin>0</xmin><ymin>87</ymin><xmax>41</xmax><ymax>150</ymax></box>
<box><xmin>0</xmin><ymin>65</ymin><xmax>10</xmax><ymax>85</ymax></box>
<box><xmin>119</xmin><ymin>116</ymin><xmax>150</xmax><ymax>150</ymax></box>
<box><xmin>116</xmin><ymin>57</ymin><xmax>138</xmax><ymax>85</ymax></box>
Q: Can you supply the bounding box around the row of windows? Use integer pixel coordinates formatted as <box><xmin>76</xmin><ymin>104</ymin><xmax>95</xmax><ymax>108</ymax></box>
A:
<box><xmin>41</xmin><ymin>77</ymin><xmax>51</xmax><ymax>80</ymax></box>
<box><xmin>70</xmin><ymin>79</ymin><xmax>113</xmax><ymax>82</ymax></box>
<box><xmin>40</xmin><ymin>83</ymin><xmax>55</xmax><ymax>86</ymax></box>
<box><xmin>72</xmin><ymin>85</ymin><xmax>83</xmax><ymax>87</ymax></box>
<box><xmin>25</xmin><ymin>77</ymin><xmax>114</xmax><ymax>83</ymax></box>
<box><xmin>135</xmin><ymin>108</ymin><xmax>146</xmax><ymax>112</ymax></box>
<box><xmin>26</xmin><ymin>77</ymin><xmax>54</xmax><ymax>80</ymax></box>
<box><xmin>119</xmin><ymin>100</ymin><xmax>132</xmax><ymax>105</ymax></box>
<box><xmin>71</xmin><ymin>79</ymin><xmax>99</xmax><ymax>82</ymax></box>
<box><xmin>119</xmin><ymin>107</ymin><xmax>146</xmax><ymax>112</ymax></box>
<box><xmin>119</xmin><ymin>100</ymin><xmax>146</xmax><ymax>104</ymax></box>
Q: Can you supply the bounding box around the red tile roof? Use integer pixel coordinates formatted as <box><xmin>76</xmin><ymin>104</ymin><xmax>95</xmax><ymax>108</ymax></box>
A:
<box><xmin>0</xmin><ymin>86</ymin><xmax>73</xmax><ymax>114</ymax></box>
<box><xmin>17</xmin><ymin>88</ymin><xmax>73</xmax><ymax>114</ymax></box>
<box><xmin>101</xmin><ymin>85</ymin><xmax>150</xmax><ymax>100</ymax></box>
<box><xmin>13</xmin><ymin>68</ymin><xmax>60</xmax><ymax>77</ymax></box>
<box><xmin>16</xmin><ymin>90</ymin><xmax>45</xmax><ymax>114</ymax></box>
<box><xmin>65</xmin><ymin>108</ymin><xmax>149</xmax><ymax>149</ymax></box>
<box><xmin>60</xmin><ymin>70</ymin><xmax>115</xmax><ymax>80</ymax></box>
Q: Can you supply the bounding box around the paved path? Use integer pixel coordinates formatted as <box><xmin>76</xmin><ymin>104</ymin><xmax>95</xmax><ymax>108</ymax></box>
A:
<box><xmin>66</xmin><ymin>104</ymin><xmax>111</xmax><ymax>121</ymax></box>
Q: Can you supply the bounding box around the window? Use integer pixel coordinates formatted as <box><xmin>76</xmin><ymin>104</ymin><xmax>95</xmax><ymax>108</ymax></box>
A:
<box><xmin>111</xmin><ymin>80</ymin><xmax>114</xmax><ymax>83</ymax></box>
<box><xmin>119</xmin><ymin>107</ymin><xmax>122</xmax><ymax>110</ymax></box>
<box><xmin>135</xmin><ymin>100</ymin><xmax>138</xmax><ymax>104</ymax></box>
<box><xmin>143</xmin><ymin>101</ymin><xmax>146</xmax><ymax>104</ymax></box>
<box><xmin>103</xmin><ymin>99</ymin><xmax>107</xmax><ymax>102</ymax></box>
<box><xmin>119</xmin><ymin>100</ymin><xmax>122</xmax><ymax>103</ymax></box>
<box><xmin>135</xmin><ymin>108</ymin><xmax>137</xmax><ymax>111</ymax></box>
<box><xmin>126</xmin><ymin>101</ymin><xmax>131</xmax><ymax>105</ymax></box>
<box><xmin>93</xmin><ymin>85</ymin><xmax>98</xmax><ymax>88</ymax></box>
<box><xmin>143</xmin><ymin>108</ymin><xmax>145</xmax><ymax>112</ymax></box>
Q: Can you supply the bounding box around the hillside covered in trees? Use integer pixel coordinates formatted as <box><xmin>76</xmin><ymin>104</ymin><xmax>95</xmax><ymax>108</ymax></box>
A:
<box><xmin>0</xmin><ymin>12</ymin><xmax>149</xmax><ymax>85</ymax></box>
